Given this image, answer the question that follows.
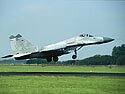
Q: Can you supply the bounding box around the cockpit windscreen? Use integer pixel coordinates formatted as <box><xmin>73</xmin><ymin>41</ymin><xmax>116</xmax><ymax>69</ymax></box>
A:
<box><xmin>79</xmin><ymin>34</ymin><xmax>93</xmax><ymax>37</ymax></box>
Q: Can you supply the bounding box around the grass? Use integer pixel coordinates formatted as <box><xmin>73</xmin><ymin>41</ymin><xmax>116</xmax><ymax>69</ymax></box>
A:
<box><xmin>0</xmin><ymin>76</ymin><xmax>125</xmax><ymax>94</ymax></box>
<box><xmin>0</xmin><ymin>65</ymin><xmax>125</xmax><ymax>94</ymax></box>
<box><xmin>0</xmin><ymin>65</ymin><xmax>125</xmax><ymax>73</ymax></box>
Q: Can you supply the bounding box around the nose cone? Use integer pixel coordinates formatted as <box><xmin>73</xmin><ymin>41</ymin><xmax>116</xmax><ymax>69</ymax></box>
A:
<box><xmin>103</xmin><ymin>37</ymin><xmax>114</xmax><ymax>43</ymax></box>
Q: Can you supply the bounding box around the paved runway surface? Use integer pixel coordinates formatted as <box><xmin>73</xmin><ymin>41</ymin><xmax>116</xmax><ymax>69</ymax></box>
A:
<box><xmin>0</xmin><ymin>72</ymin><xmax>125</xmax><ymax>76</ymax></box>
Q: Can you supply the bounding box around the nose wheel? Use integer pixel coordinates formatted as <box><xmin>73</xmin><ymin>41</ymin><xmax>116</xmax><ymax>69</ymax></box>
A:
<box><xmin>72</xmin><ymin>55</ymin><xmax>77</xmax><ymax>59</ymax></box>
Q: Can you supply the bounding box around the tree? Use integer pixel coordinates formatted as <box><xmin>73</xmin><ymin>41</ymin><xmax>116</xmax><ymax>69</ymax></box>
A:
<box><xmin>116</xmin><ymin>55</ymin><xmax>125</xmax><ymax>65</ymax></box>
<box><xmin>112</xmin><ymin>44</ymin><xmax>125</xmax><ymax>65</ymax></box>
<box><xmin>112</xmin><ymin>44</ymin><xmax>125</xmax><ymax>57</ymax></box>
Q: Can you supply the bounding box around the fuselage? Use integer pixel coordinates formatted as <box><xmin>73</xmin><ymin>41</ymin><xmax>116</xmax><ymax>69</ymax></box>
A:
<box><xmin>2</xmin><ymin>34</ymin><xmax>114</xmax><ymax>62</ymax></box>
<box><xmin>40</xmin><ymin>34</ymin><xmax>113</xmax><ymax>55</ymax></box>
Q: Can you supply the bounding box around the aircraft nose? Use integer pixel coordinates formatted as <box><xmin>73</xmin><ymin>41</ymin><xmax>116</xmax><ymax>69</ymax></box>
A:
<box><xmin>103</xmin><ymin>37</ymin><xmax>114</xmax><ymax>43</ymax></box>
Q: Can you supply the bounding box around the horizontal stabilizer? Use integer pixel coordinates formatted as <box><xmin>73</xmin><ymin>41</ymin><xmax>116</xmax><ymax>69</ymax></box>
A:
<box><xmin>1</xmin><ymin>55</ymin><xmax>13</xmax><ymax>58</ymax></box>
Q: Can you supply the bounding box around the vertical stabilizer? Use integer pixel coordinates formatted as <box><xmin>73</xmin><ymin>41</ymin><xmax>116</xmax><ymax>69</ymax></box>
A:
<box><xmin>9</xmin><ymin>34</ymin><xmax>38</xmax><ymax>55</ymax></box>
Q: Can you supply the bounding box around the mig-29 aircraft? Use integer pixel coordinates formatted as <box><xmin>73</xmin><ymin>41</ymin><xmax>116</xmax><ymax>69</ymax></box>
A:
<box><xmin>2</xmin><ymin>34</ymin><xmax>114</xmax><ymax>62</ymax></box>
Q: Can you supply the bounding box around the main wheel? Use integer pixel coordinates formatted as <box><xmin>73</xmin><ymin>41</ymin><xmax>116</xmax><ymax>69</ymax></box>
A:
<box><xmin>53</xmin><ymin>56</ymin><xmax>58</xmax><ymax>62</ymax></box>
<box><xmin>46</xmin><ymin>57</ymin><xmax>52</xmax><ymax>62</ymax></box>
<box><xmin>72</xmin><ymin>55</ymin><xmax>77</xmax><ymax>59</ymax></box>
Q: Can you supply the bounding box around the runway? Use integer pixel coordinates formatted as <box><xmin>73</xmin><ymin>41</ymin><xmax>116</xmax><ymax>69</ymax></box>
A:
<box><xmin>0</xmin><ymin>72</ymin><xmax>125</xmax><ymax>76</ymax></box>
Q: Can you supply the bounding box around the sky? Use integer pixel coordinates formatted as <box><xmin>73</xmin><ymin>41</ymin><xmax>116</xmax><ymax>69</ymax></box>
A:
<box><xmin>0</xmin><ymin>0</ymin><xmax>125</xmax><ymax>61</ymax></box>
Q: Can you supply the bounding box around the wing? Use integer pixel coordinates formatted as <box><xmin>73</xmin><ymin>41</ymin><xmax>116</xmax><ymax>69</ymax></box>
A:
<box><xmin>40</xmin><ymin>48</ymin><xmax>69</xmax><ymax>58</ymax></box>
<box><xmin>3</xmin><ymin>47</ymin><xmax>69</xmax><ymax>60</ymax></box>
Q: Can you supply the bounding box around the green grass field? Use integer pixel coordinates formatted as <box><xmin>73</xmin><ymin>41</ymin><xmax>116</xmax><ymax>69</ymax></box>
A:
<box><xmin>0</xmin><ymin>76</ymin><xmax>125</xmax><ymax>94</ymax></box>
<box><xmin>0</xmin><ymin>65</ymin><xmax>125</xmax><ymax>94</ymax></box>
<box><xmin>0</xmin><ymin>65</ymin><xmax>125</xmax><ymax>73</ymax></box>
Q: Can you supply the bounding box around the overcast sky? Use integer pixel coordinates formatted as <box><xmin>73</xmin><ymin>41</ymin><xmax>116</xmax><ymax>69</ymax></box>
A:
<box><xmin>0</xmin><ymin>0</ymin><xmax>125</xmax><ymax>61</ymax></box>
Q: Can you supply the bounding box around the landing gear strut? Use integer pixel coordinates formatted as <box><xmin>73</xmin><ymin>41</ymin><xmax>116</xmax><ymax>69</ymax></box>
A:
<box><xmin>72</xmin><ymin>49</ymin><xmax>77</xmax><ymax>59</ymax></box>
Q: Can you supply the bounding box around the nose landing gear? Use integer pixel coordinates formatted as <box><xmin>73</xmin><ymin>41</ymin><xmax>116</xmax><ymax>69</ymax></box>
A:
<box><xmin>72</xmin><ymin>49</ymin><xmax>77</xmax><ymax>59</ymax></box>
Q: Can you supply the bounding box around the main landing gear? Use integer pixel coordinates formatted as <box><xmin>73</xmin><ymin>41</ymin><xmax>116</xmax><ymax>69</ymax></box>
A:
<box><xmin>53</xmin><ymin>56</ymin><xmax>58</xmax><ymax>62</ymax></box>
<box><xmin>46</xmin><ymin>57</ymin><xmax>52</xmax><ymax>62</ymax></box>
<box><xmin>46</xmin><ymin>56</ymin><xmax>59</xmax><ymax>62</ymax></box>
<box><xmin>72</xmin><ymin>49</ymin><xmax>77</xmax><ymax>59</ymax></box>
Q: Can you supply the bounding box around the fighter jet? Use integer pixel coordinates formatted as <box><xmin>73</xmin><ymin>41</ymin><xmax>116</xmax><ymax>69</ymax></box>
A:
<box><xmin>2</xmin><ymin>34</ymin><xmax>114</xmax><ymax>62</ymax></box>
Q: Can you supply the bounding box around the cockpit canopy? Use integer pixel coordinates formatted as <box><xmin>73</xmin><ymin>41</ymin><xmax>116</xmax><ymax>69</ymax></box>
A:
<box><xmin>79</xmin><ymin>34</ymin><xmax>93</xmax><ymax>37</ymax></box>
